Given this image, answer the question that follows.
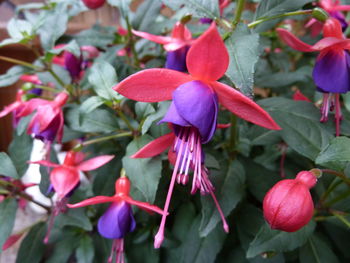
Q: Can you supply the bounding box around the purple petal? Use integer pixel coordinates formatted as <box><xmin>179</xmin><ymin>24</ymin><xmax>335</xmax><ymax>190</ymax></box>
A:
<box><xmin>158</xmin><ymin>101</ymin><xmax>190</xmax><ymax>127</ymax></box>
<box><xmin>173</xmin><ymin>80</ymin><xmax>218</xmax><ymax>143</ymax></box>
<box><xmin>28</xmin><ymin>88</ymin><xmax>43</xmax><ymax>96</ymax></box>
<box><xmin>199</xmin><ymin>18</ymin><xmax>213</xmax><ymax>24</ymax></box>
<box><xmin>97</xmin><ymin>201</ymin><xmax>136</xmax><ymax>239</ymax></box>
<box><xmin>165</xmin><ymin>46</ymin><xmax>189</xmax><ymax>72</ymax></box>
<box><xmin>64</xmin><ymin>52</ymin><xmax>82</xmax><ymax>79</ymax></box>
<box><xmin>30</xmin><ymin>114</ymin><xmax>61</xmax><ymax>142</ymax></box>
<box><xmin>330</xmin><ymin>11</ymin><xmax>348</xmax><ymax>31</ymax></box>
<box><xmin>313</xmin><ymin>50</ymin><xmax>350</xmax><ymax>94</ymax></box>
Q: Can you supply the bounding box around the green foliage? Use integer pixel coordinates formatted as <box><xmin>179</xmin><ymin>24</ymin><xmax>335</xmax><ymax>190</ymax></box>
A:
<box><xmin>0</xmin><ymin>198</ymin><xmax>17</xmax><ymax>252</ymax></box>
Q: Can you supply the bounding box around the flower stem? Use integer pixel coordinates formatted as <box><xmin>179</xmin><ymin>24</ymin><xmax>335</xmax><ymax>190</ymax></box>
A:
<box><xmin>48</xmin><ymin>68</ymin><xmax>66</xmax><ymax>88</ymax></box>
<box><xmin>117</xmin><ymin>110</ymin><xmax>135</xmax><ymax>132</ymax></box>
<box><xmin>233</xmin><ymin>0</ymin><xmax>246</xmax><ymax>28</ymax></box>
<box><xmin>321</xmin><ymin>169</ymin><xmax>350</xmax><ymax>187</ymax></box>
<box><xmin>74</xmin><ymin>132</ymin><xmax>133</xmax><ymax>150</ymax></box>
<box><xmin>331</xmin><ymin>211</ymin><xmax>350</xmax><ymax>228</ymax></box>
<box><xmin>125</xmin><ymin>15</ymin><xmax>140</xmax><ymax>68</ymax></box>
<box><xmin>248</xmin><ymin>10</ymin><xmax>313</xmax><ymax>29</ymax></box>
<box><xmin>0</xmin><ymin>55</ymin><xmax>42</xmax><ymax>70</ymax></box>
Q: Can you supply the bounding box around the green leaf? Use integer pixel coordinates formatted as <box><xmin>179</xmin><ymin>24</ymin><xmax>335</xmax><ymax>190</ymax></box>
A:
<box><xmin>46</xmin><ymin>234</ymin><xmax>78</xmax><ymax>263</ymax></box>
<box><xmin>76</xmin><ymin>235</ymin><xmax>94</xmax><ymax>263</ymax></box>
<box><xmin>55</xmin><ymin>208</ymin><xmax>93</xmax><ymax>231</ymax></box>
<box><xmin>132</xmin><ymin>0</ymin><xmax>162</xmax><ymax>32</ymax></box>
<box><xmin>37</xmin><ymin>64</ymin><xmax>71</xmax><ymax>88</ymax></box>
<box><xmin>38</xmin><ymin>4</ymin><xmax>69</xmax><ymax>50</ymax></box>
<box><xmin>7</xmin><ymin>18</ymin><xmax>33</xmax><ymax>40</ymax></box>
<box><xmin>0</xmin><ymin>66</ymin><xmax>31</xmax><ymax>87</ymax></box>
<box><xmin>299</xmin><ymin>234</ymin><xmax>340</xmax><ymax>263</ymax></box>
<box><xmin>16</xmin><ymin>223</ymin><xmax>46</xmax><ymax>263</ymax></box>
<box><xmin>0</xmin><ymin>152</ymin><xmax>19</xmax><ymax>179</ymax></box>
<box><xmin>247</xmin><ymin>221</ymin><xmax>316</xmax><ymax>258</ymax></box>
<box><xmin>316</xmin><ymin>137</ymin><xmax>350</xmax><ymax>171</ymax></box>
<box><xmin>255</xmin><ymin>0</ymin><xmax>311</xmax><ymax>19</ymax></box>
<box><xmin>225</xmin><ymin>24</ymin><xmax>260</xmax><ymax>97</ymax></box>
<box><xmin>135</xmin><ymin>102</ymin><xmax>155</xmax><ymax>119</ymax></box>
<box><xmin>122</xmin><ymin>135</ymin><xmax>162</xmax><ymax>203</ymax></box>
<box><xmin>74</xmin><ymin>24</ymin><xmax>116</xmax><ymax>49</ymax></box>
<box><xmin>162</xmin><ymin>0</ymin><xmax>220</xmax><ymax>18</ymax></box>
<box><xmin>9</xmin><ymin>133</ymin><xmax>33</xmax><ymax>177</ymax></box>
<box><xmin>259</xmin><ymin>97</ymin><xmax>333</xmax><ymax>161</ymax></box>
<box><xmin>88</xmin><ymin>61</ymin><xmax>119</xmax><ymax>101</ymax></box>
<box><xmin>142</xmin><ymin>101</ymin><xmax>170</xmax><ymax>134</ymax></box>
<box><xmin>65</xmin><ymin>106</ymin><xmax>119</xmax><ymax>133</ymax></box>
<box><xmin>0</xmin><ymin>198</ymin><xmax>18</xmax><ymax>252</ymax></box>
<box><xmin>167</xmin><ymin>214</ymin><xmax>226</xmax><ymax>263</ymax></box>
<box><xmin>107</xmin><ymin>0</ymin><xmax>131</xmax><ymax>17</ymax></box>
<box><xmin>79</xmin><ymin>96</ymin><xmax>105</xmax><ymax>114</ymax></box>
<box><xmin>199</xmin><ymin>160</ymin><xmax>245</xmax><ymax>236</ymax></box>
<box><xmin>0</xmin><ymin>38</ymin><xmax>22</xmax><ymax>48</ymax></box>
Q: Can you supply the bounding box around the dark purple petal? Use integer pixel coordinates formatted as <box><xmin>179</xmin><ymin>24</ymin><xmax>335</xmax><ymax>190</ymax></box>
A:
<box><xmin>313</xmin><ymin>50</ymin><xmax>350</xmax><ymax>94</ymax></box>
<box><xmin>97</xmin><ymin>201</ymin><xmax>136</xmax><ymax>239</ymax></box>
<box><xmin>158</xmin><ymin>101</ymin><xmax>190</xmax><ymax>127</ymax></box>
<box><xmin>173</xmin><ymin>80</ymin><xmax>218</xmax><ymax>143</ymax></box>
<box><xmin>30</xmin><ymin>114</ymin><xmax>61</xmax><ymax>142</ymax></box>
<box><xmin>28</xmin><ymin>88</ymin><xmax>43</xmax><ymax>96</ymax></box>
<box><xmin>330</xmin><ymin>11</ymin><xmax>348</xmax><ymax>31</ymax></box>
<box><xmin>64</xmin><ymin>52</ymin><xmax>82</xmax><ymax>79</ymax></box>
<box><xmin>199</xmin><ymin>18</ymin><xmax>213</xmax><ymax>24</ymax></box>
<box><xmin>165</xmin><ymin>46</ymin><xmax>189</xmax><ymax>72</ymax></box>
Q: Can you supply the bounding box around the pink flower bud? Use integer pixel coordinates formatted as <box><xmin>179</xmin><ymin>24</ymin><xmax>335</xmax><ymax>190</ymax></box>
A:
<box><xmin>263</xmin><ymin>171</ymin><xmax>317</xmax><ymax>232</ymax></box>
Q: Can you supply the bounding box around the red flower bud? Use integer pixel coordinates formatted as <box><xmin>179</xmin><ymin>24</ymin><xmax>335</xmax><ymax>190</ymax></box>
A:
<box><xmin>263</xmin><ymin>171</ymin><xmax>317</xmax><ymax>232</ymax></box>
<box><xmin>82</xmin><ymin>0</ymin><xmax>105</xmax><ymax>9</ymax></box>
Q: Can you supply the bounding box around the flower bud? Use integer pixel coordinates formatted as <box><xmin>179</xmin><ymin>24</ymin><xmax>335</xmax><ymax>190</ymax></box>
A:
<box><xmin>263</xmin><ymin>171</ymin><xmax>317</xmax><ymax>232</ymax></box>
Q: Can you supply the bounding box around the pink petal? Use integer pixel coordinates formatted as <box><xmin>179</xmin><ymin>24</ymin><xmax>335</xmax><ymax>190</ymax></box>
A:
<box><xmin>131</xmin><ymin>133</ymin><xmax>175</xmax><ymax>158</ymax></box>
<box><xmin>312</xmin><ymin>37</ymin><xmax>350</xmax><ymax>50</ymax></box>
<box><xmin>276</xmin><ymin>28</ymin><xmax>316</xmax><ymax>52</ymax></box>
<box><xmin>2</xmin><ymin>233</ymin><xmax>23</xmax><ymax>251</ymax></box>
<box><xmin>67</xmin><ymin>196</ymin><xmax>116</xmax><ymax>208</ymax></box>
<box><xmin>186</xmin><ymin>23</ymin><xmax>229</xmax><ymax>81</ymax></box>
<box><xmin>28</xmin><ymin>160</ymin><xmax>60</xmax><ymax>168</ymax></box>
<box><xmin>333</xmin><ymin>5</ymin><xmax>350</xmax><ymax>11</ymax></box>
<box><xmin>0</xmin><ymin>101</ymin><xmax>22</xmax><ymax>118</ymax></box>
<box><xmin>76</xmin><ymin>155</ymin><xmax>114</xmax><ymax>171</ymax></box>
<box><xmin>113</xmin><ymin>69</ymin><xmax>192</xmax><ymax>102</ymax></box>
<box><xmin>132</xmin><ymin>29</ymin><xmax>173</xmax><ymax>44</ymax></box>
<box><xmin>123</xmin><ymin>196</ymin><xmax>165</xmax><ymax>215</ymax></box>
<box><xmin>17</xmin><ymin>98</ymin><xmax>49</xmax><ymax>117</ymax></box>
<box><xmin>37</xmin><ymin>106</ymin><xmax>59</xmax><ymax>132</ymax></box>
<box><xmin>50</xmin><ymin>167</ymin><xmax>80</xmax><ymax>199</ymax></box>
<box><xmin>212</xmin><ymin>81</ymin><xmax>281</xmax><ymax>130</ymax></box>
<box><xmin>323</xmin><ymin>18</ymin><xmax>343</xmax><ymax>39</ymax></box>
<box><xmin>56</xmin><ymin>111</ymin><xmax>64</xmax><ymax>143</ymax></box>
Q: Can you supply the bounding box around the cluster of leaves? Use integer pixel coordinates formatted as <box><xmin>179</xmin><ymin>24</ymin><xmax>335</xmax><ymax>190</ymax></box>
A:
<box><xmin>0</xmin><ymin>0</ymin><xmax>350</xmax><ymax>262</ymax></box>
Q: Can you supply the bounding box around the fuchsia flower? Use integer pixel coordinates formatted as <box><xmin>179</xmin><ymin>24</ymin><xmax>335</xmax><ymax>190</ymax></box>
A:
<box><xmin>307</xmin><ymin>0</ymin><xmax>350</xmax><ymax>36</ymax></box>
<box><xmin>0</xmin><ymin>89</ymin><xmax>27</xmax><ymax>126</ymax></box>
<box><xmin>31</xmin><ymin>150</ymin><xmax>114</xmax><ymax>199</ymax></box>
<box><xmin>263</xmin><ymin>171</ymin><xmax>317</xmax><ymax>232</ymax></box>
<box><xmin>17</xmin><ymin>92</ymin><xmax>68</xmax><ymax>143</ymax></box>
<box><xmin>114</xmin><ymin>23</ymin><xmax>280</xmax><ymax>248</ymax></box>
<box><xmin>278</xmin><ymin>18</ymin><xmax>350</xmax><ymax>136</ymax></box>
<box><xmin>68</xmin><ymin>176</ymin><xmax>164</xmax><ymax>263</ymax></box>
<box><xmin>133</xmin><ymin>22</ymin><xmax>194</xmax><ymax>71</ymax></box>
<box><xmin>53</xmin><ymin>45</ymin><xmax>99</xmax><ymax>81</ymax></box>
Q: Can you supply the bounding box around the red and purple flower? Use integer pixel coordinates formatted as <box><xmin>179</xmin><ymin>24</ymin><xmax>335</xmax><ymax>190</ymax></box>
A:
<box><xmin>68</xmin><ymin>176</ymin><xmax>164</xmax><ymax>263</ymax></box>
<box><xmin>133</xmin><ymin>22</ymin><xmax>194</xmax><ymax>71</ymax></box>
<box><xmin>263</xmin><ymin>171</ymin><xmax>317</xmax><ymax>232</ymax></box>
<box><xmin>17</xmin><ymin>92</ymin><xmax>68</xmax><ymax>143</ymax></box>
<box><xmin>114</xmin><ymin>22</ymin><xmax>280</xmax><ymax>248</ymax></box>
<box><xmin>278</xmin><ymin>18</ymin><xmax>350</xmax><ymax>135</ymax></box>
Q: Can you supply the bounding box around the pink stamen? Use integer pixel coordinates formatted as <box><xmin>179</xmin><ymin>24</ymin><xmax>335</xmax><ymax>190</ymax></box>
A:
<box><xmin>335</xmin><ymin>93</ymin><xmax>342</xmax><ymax>136</ymax></box>
<box><xmin>154</xmin><ymin>135</ymin><xmax>185</xmax><ymax>248</ymax></box>
<box><xmin>209</xmin><ymin>191</ymin><xmax>229</xmax><ymax>233</ymax></box>
<box><xmin>320</xmin><ymin>93</ymin><xmax>330</xmax><ymax>122</ymax></box>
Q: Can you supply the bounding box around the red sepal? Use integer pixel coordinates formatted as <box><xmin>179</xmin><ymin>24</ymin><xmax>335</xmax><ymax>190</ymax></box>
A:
<box><xmin>76</xmin><ymin>155</ymin><xmax>114</xmax><ymax>171</ymax></box>
<box><xmin>131</xmin><ymin>133</ymin><xmax>175</xmax><ymax>158</ymax></box>
<box><xmin>67</xmin><ymin>196</ymin><xmax>116</xmax><ymax>208</ymax></box>
<box><xmin>122</xmin><ymin>196</ymin><xmax>165</xmax><ymax>215</ymax></box>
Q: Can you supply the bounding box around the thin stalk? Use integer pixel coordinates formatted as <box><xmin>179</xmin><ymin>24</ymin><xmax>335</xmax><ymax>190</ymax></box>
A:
<box><xmin>48</xmin><ymin>68</ymin><xmax>66</xmax><ymax>88</ymax></box>
<box><xmin>117</xmin><ymin>110</ymin><xmax>135</xmax><ymax>132</ymax></box>
<box><xmin>331</xmin><ymin>211</ymin><xmax>350</xmax><ymax>228</ymax></box>
<box><xmin>35</xmin><ymin>85</ymin><xmax>59</xmax><ymax>93</ymax></box>
<box><xmin>18</xmin><ymin>192</ymin><xmax>51</xmax><ymax>212</ymax></box>
<box><xmin>322</xmin><ymin>169</ymin><xmax>350</xmax><ymax>187</ymax></box>
<box><xmin>0</xmin><ymin>55</ymin><xmax>42</xmax><ymax>70</ymax></box>
<box><xmin>248</xmin><ymin>10</ymin><xmax>313</xmax><ymax>29</ymax></box>
<box><xmin>76</xmin><ymin>132</ymin><xmax>133</xmax><ymax>149</ymax></box>
<box><xmin>233</xmin><ymin>0</ymin><xmax>245</xmax><ymax>28</ymax></box>
<box><xmin>125</xmin><ymin>16</ymin><xmax>140</xmax><ymax>67</ymax></box>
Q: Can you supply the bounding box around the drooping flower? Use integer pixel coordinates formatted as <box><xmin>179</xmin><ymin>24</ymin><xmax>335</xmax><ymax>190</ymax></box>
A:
<box><xmin>68</xmin><ymin>175</ymin><xmax>164</xmax><ymax>263</ymax></box>
<box><xmin>132</xmin><ymin>22</ymin><xmax>194</xmax><ymax>71</ymax></box>
<box><xmin>114</xmin><ymin>22</ymin><xmax>280</xmax><ymax>248</ymax></box>
<box><xmin>53</xmin><ymin>45</ymin><xmax>99</xmax><ymax>81</ymax></box>
<box><xmin>307</xmin><ymin>0</ymin><xmax>350</xmax><ymax>36</ymax></box>
<box><xmin>17</xmin><ymin>92</ymin><xmax>69</xmax><ymax>143</ymax></box>
<box><xmin>263</xmin><ymin>170</ymin><xmax>317</xmax><ymax>232</ymax></box>
<box><xmin>277</xmin><ymin>18</ymin><xmax>350</xmax><ymax>136</ymax></box>
<box><xmin>31</xmin><ymin>150</ymin><xmax>114</xmax><ymax>199</ymax></box>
